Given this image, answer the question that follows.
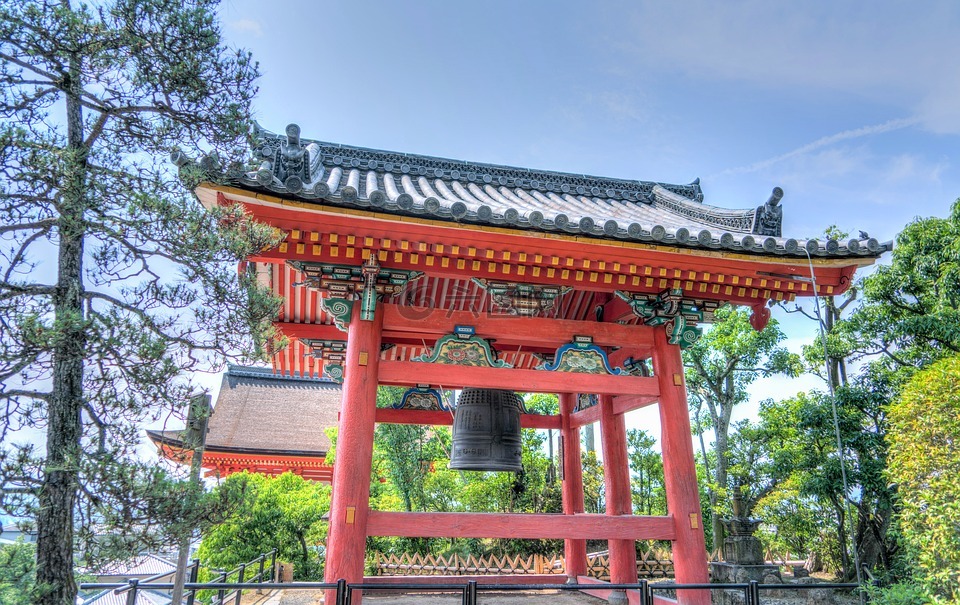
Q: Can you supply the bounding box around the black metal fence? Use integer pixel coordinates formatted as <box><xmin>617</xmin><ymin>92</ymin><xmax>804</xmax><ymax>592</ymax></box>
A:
<box><xmin>80</xmin><ymin>575</ymin><xmax>864</xmax><ymax>605</ymax></box>
<box><xmin>80</xmin><ymin>549</ymin><xmax>276</xmax><ymax>605</ymax></box>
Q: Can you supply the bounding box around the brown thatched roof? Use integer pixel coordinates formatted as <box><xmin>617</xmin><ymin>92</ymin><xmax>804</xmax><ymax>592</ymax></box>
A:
<box><xmin>148</xmin><ymin>365</ymin><xmax>341</xmax><ymax>457</ymax></box>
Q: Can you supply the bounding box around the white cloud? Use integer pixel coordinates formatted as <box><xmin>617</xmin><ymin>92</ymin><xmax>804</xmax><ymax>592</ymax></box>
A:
<box><xmin>714</xmin><ymin>117</ymin><xmax>919</xmax><ymax>177</ymax></box>
<box><xmin>608</xmin><ymin>1</ymin><xmax>960</xmax><ymax>133</ymax></box>
<box><xmin>228</xmin><ymin>18</ymin><xmax>264</xmax><ymax>38</ymax></box>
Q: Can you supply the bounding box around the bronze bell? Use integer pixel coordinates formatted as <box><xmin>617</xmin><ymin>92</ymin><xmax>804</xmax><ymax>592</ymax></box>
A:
<box><xmin>449</xmin><ymin>388</ymin><xmax>524</xmax><ymax>472</ymax></box>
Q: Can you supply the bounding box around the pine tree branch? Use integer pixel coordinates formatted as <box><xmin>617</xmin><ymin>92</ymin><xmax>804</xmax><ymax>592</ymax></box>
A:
<box><xmin>0</xmin><ymin>389</ymin><xmax>51</xmax><ymax>402</ymax></box>
<box><xmin>0</xmin><ymin>50</ymin><xmax>60</xmax><ymax>82</ymax></box>
<box><xmin>0</xmin><ymin>218</ymin><xmax>56</xmax><ymax>235</ymax></box>
<box><xmin>0</xmin><ymin>281</ymin><xmax>56</xmax><ymax>299</ymax></box>
<box><xmin>82</xmin><ymin>291</ymin><xmax>214</xmax><ymax>352</ymax></box>
<box><xmin>0</xmin><ymin>84</ymin><xmax>59</xmax><ymax>113</ymax></box>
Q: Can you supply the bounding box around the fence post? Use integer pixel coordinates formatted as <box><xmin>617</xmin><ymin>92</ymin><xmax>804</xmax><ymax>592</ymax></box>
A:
<box><xmin>234</xmin><ymin>563</ymin><xmax>246</xmax><ymax>605</ymax></box>
<box><xmin>336</xmin><ymin>578</ymin><xmax>347</xmax><ymax>605</ymax></box>
<box><xmin>216</xmin><ymin>570</ymin><xmax>227</xmax><ymax>605</ymax></box>
<box><xmin>125</xmin><ymin>579</ymin><xmax>139</xmax><ymax>605</ymax></box>
<box><xmin>185</xmin><ymin>559</ymin><xmax>199</xmax><ymax>605</ymax></box>
<box><xmin>270</xmin><ymin>549</ymin><xmax>277</xmax><ymax>581</ymax></box>
<box><xmin>639</xmin><ymin>579</ymin><xmax>649</xmax><ymax>605</ymax></box>
<box><xmin>467</xmin><ymin>580</ymin><xmax>478</xmax><ymax>605</ymax></box>
<box><xmin>749</xmin><ymin>579</ymin><xmax>760</xmax><ymax>605</ymax></box>
<box><xmin>258</xmin><ymin>554</ymin><xmax>266</xmax><ymax>583</ymax></box>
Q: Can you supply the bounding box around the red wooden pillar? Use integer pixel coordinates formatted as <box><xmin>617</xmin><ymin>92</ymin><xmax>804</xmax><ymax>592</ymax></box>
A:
<box><xmin>560</xmin><ymin>392</ymin><xmax>587</xmax><ymax>581</ymax></box>
<box><xmin>324</xmin><ymin>304</ymin><xmax>383</xmax><ymax>602</ymax></box>
<box><xmin>599</xmin><ymin>393</ymin><xmax>638</xmax><ymax>587</ymax></box>
<box><xmin>653</xmin><ymin>328</ymin><xmax>710</xmax><ymax>605</ymax></box>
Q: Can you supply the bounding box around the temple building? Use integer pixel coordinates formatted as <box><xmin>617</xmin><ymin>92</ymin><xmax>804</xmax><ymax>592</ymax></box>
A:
<box><xmin>177</xmin><ymin>123</ymin><xmax>888</xmax><ymax>605</ymax></box>
<box><xmin>148</xmin><ymin>365</ymin><xmax>339</xmax><ymax>482</ymax></box>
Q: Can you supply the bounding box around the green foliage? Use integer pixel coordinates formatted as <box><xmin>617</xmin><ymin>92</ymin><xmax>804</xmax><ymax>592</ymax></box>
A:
<box><xmin>581</xmin><ymin>450</ymin><xmax>605</xmax><ymax>515</ymax></box>
<box><xmin>627</xmin><ymin>429</ymin><xmax>665</xmax><ymax>516</ymax></box>
<box><xmin>683</xmin><ymin>305</ymin><xmax>799</xmax><ymax>542</ymax></box>
<box><xmin>0</xmin><ymin>541</ymin><xmax>35</xmax><ymax>605</ymax></box>
<box><xmin>0</xmin><ymin>1</ymin><xmax>278</xmax><ymax>602</ymax></box>
<box><xmin>842</xmin><ymin>199</ymin><xmax>960</xmax><ymax>366</ymax></box>
<box><xmin>866</xmin><ymin>582</ymin><xmax>945</xmax><ymax>605</ymax></box>
<box><xmin>887</xmin><ymin>355</ymin><xmax>960</xmax><ymax>600</ymax></box>
<box><xmin>197</xmin><ymin>472</ymin><xmax>330</xmax><ymax>581</ymax></box>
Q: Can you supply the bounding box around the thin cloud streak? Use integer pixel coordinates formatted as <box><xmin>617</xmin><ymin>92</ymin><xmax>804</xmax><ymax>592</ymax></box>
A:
<box><xmin>714</xmin><ymin>117</ymin><xmax>921</xmax><ymax>177</ymax></box>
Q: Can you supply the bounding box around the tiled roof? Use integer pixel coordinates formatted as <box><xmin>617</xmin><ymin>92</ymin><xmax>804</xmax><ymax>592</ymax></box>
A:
<box><xmin>148</xmin><ymin>365</ymin><xmax>341</xmax><ymax>456</ymax></box>
<box><xmin>81</xmin><ymin>588</ymin><xmax>170</xmax><ymax>605</ymax></box>
<box><xmin>195</xmin><ymin>123</ymin><xmax>891</xmax><ymax>259</ymax></box>
<box><xmin>93</xmin><ymin>554</ymin><xmax>175</xmax><ymax>578</ymax></box>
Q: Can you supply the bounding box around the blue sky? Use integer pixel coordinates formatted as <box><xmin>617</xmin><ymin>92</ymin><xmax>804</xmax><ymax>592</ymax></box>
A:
<box><xmin>200</xmin><ymin>1</ymin><xmax>960</xmax><ymax>439</ymax></box>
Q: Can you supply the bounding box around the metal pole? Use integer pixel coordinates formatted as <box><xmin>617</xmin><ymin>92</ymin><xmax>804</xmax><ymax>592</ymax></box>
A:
<box><xmin>467</xmin><ymin>580</ymin><xmax>478</xmax><ymax>605</ymax></box>
<box><xmin>216</xmin><ymin>570</ymin><xmax>227</xmax><ymax>605</ymax></box>
<box><xmin>125</xmin><ymin>579</ymin><xmax>139</xmax><ymax>605</ymax></box>
<box><xmin>750</xmin><ymin>580</ymin><xmax>760</xmax><ymax>605</ymax></box>
<box><xmin>336</xmin><ymin>578</ymin><xmax>347</xmax><ymax>605</ymax></box>
<box><xmin>639</xmin><ymin>579</ymin><xmax>649</xmax><ymax>605</ymax></box>
<box><xmin>185</xmin><ymin>559</ymin><xmax>199</xmax><ymax>605</ymax></box>
<box><xmin>234</xmin><ymin>564</ymin><xmax>246</xmax><ymax>605</ymax></box>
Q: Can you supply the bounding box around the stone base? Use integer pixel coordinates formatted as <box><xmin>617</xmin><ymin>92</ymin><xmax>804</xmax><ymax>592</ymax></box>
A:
<box><xmin>710</xmin><ymin>561</ymin><xmax>782</xmax><ymax>584</ymax></box>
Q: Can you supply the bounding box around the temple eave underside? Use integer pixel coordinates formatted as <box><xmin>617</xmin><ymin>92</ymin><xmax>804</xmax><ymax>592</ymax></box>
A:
<box><xmin>197</xmin><ymin>185</ymin><xmax>866</xmax><ymax>381</ymax></box>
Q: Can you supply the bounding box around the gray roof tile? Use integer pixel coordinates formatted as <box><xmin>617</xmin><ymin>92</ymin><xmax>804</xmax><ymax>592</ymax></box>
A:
<box><xmin>195</xmin><ymin>123</ymin><xmax>890</xmax><ymax>259</ymax></box>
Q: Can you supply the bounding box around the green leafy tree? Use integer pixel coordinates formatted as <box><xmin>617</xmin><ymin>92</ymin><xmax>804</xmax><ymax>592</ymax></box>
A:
<box><xmin>887</xmin><ymin>355</ymin><xmax>960</xmax><ymax>600</ymax></box>
<box><xmin>844</xmin><ymin>200</ymin><xmax>960</xmax><ymax>367</ymax></box>
<box><xmin>725</xmin><ymin>419</ymin><xmax>782</xmax><ymax>520</ymax></box>
<box><xmin>581</xmin><ymin>450</ymin><xmax>605</xmax><ymax>515</ymax></box>
<box><xmin>754</xmin><ymin>381</ymin><xmax>897</xmax><ymax>579</ymax></box>
<box><xmin>0</xmin><ymin>541</ymin><xmax>35</xmax><ymax>605</ymax></box>
<box><xmin>197</xmin><ymin>472</ymin><xmax>331</xmax><ymax>581</ymax></box>
<box><xmin>626</xmin><ymin>429</ymin><xmax>665</xmax><ymax>516</ymax></box>
<box><xmin>0</xmin><ymin>2</ymin><xmax>280</xmax><ymax>603</ymax></box>
<box><xmin>683</xmin><ymin>306</ymin><xmax>800</xmax><ymax>546</ymax></box>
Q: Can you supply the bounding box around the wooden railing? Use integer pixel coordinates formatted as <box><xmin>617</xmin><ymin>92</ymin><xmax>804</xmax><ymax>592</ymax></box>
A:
<box><xmin>372</xmin><ymin>549</ymin><xmax>675</xmax><ymax>579</ymax></box>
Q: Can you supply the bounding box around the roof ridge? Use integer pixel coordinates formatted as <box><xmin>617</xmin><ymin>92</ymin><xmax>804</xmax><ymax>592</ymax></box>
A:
<box><xmin>226</xmin><ymin>364</ymin><xmax>341</xmax><ymax>386</ymax></box>
<box><xmin>251</xmin><ymin>122</ymin><xmax>704</xmax><ymax>202</ymax></box>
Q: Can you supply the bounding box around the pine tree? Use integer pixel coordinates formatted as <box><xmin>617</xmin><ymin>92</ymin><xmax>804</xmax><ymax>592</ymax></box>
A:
<box><xmin>0</xmin><ymin>2</ymin><xmax>280</xmax><ymax>603</ymax></box>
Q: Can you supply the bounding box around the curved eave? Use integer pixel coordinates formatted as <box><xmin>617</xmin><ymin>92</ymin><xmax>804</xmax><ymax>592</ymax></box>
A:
<box><xmin>206</xmin><ymin>177</ymin><xmax>889</xmax><ymax>261</ymax></box>
<box><xmin>200</xmin><ymin>184</ymin><xmax>885</xmax><ymax>273</ymax></box>
<box><xmin>146</xmin><ymin>429</ymin><xmax>327</xmax><ymax>459</ymax></box>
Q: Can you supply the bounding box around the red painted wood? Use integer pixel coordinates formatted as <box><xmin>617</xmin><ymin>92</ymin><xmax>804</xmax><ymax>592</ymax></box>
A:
<box><xmin>374</xmin><ymin>407</ymin><xmax>561</xmax><ymax>430</ymax></box>
<box><xmin>381</xmin><ymin>304</ymin><xmax>657</xmax><ymax>351</ymax></box>
<box><xmin>600</xmin><ymin>394</ymin><xmax>639</xmax><ymax>585</ymax></box>
<box><xmin>377</xmin><ymin>360</ymin><xmax>660</xmax><ymax>396</ymax></box>
<box><xmin>281</xmin><ymin>323</ymin><xmax>558</xmax><ymax>357</ymax></box>
<box><xmin>324</xmin><ymin>305</ymin><xmax>383</xmax><ymax>601</ymax></box>
<box><xmin>569</xmin><ymin>403</ymin><xmax>601</xmax><ymax>428</ymax></box>
<box><xmin>652</xmin><ymin>328</ymin><xmax>710</xmax><ymax>605</ymax></box>
<box><xmin>613</xmin><ymin>394</ymin><xmax>660</xmax><ymax>415</ymax></box>
<box><xmin>225</xmin><ymin>192</ymin><xmax>858</xmax><ymax>296</ymax></box>
<box><xmin>560</xmin><ymin>393</ymin><xmax>588</xmax><ymax>579</ymax></box>
<box><xmin>363</xmin><ymin>575</ymin><xmax>567</xmax><ymax>586</ymax></box>
<box><xmin>366</xmin><ymin>511</ymin><xmax>675</xmax><ymax>540</ymax></box>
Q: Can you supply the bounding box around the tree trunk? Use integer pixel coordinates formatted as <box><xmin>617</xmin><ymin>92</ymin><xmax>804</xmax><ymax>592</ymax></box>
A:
<box><xmin>712</xmin><ymin>409</ymin><xmax>731</xmax><ymax>555</ymax></box>
<box><xmin>35</xmin><ymin>59</ymin><xmax>87</xmax><ymax>605</ymax></box>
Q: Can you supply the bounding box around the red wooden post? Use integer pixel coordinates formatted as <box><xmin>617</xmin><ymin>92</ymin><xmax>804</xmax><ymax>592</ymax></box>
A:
<box><xmin>560</xmin><ymin>392</ymin><xmax>587</xmax><ymax>581</ymax></box>
<box><xmin>599</xmin><ymin>394</ymin><xmax>638</xmax><ymax>587</ymax></box>
<box><xmin>653</xmin><ymin>328</ymin><xmax>710</xmax><ymax>605</ymax></box>
<box><xmin>324</xmin><ymin>304</ymin><xmax>383</xmax><ymax>605</ymax></box>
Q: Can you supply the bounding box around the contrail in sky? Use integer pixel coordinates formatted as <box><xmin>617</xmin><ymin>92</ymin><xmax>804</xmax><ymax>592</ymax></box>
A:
<box><xmin>715</xmin><ymin>116</ymin><xmax>921</xmax><ymax>176</ymax></box>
